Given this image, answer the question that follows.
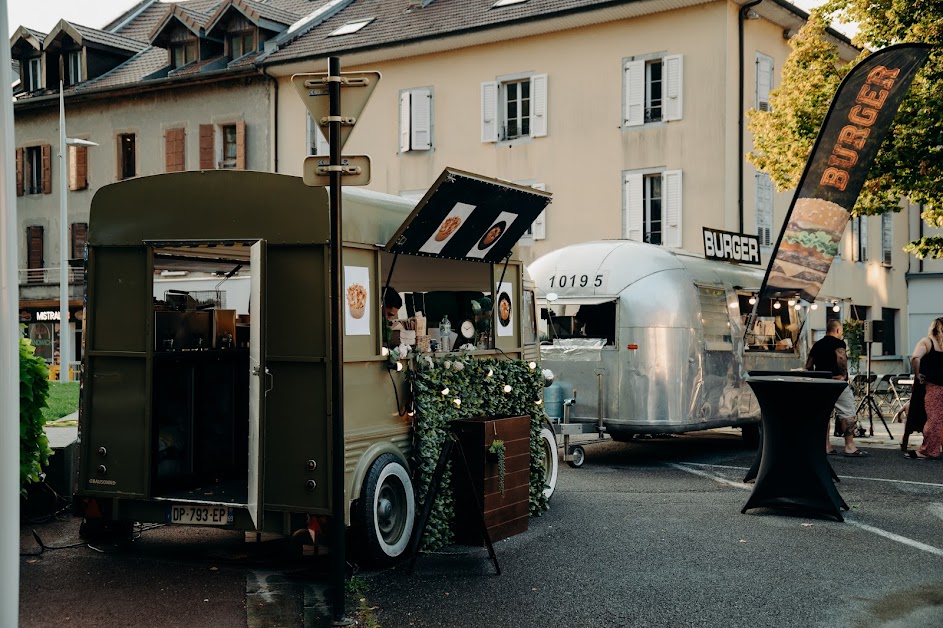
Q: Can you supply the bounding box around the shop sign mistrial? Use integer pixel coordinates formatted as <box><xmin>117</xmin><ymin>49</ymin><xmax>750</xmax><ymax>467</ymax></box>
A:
<box><xmin>702</xmin><ymin>227</ymin><xmax>761</xmax><ymax>265</ymax></box>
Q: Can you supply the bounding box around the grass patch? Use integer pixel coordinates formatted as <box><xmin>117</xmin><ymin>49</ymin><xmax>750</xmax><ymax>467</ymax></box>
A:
<box><xmin>346</xmin><ymin>577</ymin><xmax>379</xmax><ymax>627</ymax></box>
<box><xmin>41</xmin><ymin>382</ymin><xmax>80</xmax><ymax>422</ymax></box>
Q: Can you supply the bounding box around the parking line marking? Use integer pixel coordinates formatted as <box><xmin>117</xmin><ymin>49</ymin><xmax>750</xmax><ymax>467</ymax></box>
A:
<box><xmin>680</xmin><ymin>462</ymin><xmax>943</xmax><ymax>489</ymax></box>
<box><xmin>669</xmin><ymin>462</ymin><xmax>943</xmax><ymax>558</ymax></box>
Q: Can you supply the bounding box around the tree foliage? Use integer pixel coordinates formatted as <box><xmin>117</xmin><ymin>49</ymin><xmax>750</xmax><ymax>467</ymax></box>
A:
<box><xmin>748</xmin><ymin>3</ymin><xmax>943</xmax><ymax>259</ymax></box>
<box><xmin>21</xmin><ymin>334</ymin><xmax>52</xmax><ymax>497</ymax></box>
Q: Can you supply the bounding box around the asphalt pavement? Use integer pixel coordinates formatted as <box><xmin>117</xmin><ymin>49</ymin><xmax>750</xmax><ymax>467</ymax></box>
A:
<box><xmin>18</xmin><ymin>413</ymin><xmax>943</xmax><ymax>627</ymax></box>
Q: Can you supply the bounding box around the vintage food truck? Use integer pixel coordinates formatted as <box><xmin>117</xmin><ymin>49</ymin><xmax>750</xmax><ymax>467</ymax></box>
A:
<box><xmin>530</xmin><ymin>240</ymin><xmax>806</xmax><ymax>465</ymax></box>
<box><xmin>74</xmin><ymin>168</ymin><xmax>557</xmax><ymax>561</ymax></box>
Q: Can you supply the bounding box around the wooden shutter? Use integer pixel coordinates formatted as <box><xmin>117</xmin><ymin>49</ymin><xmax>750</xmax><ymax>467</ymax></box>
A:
<box><xmin>41</xmin><ymin>144</ymin><xmax>52</xmax><ymax>194</ymax></box>
<box><xmin>663</xmin><ymin>55</ymin><xmax>683</xmax><ymax>121</ymax></box>
<box><xmin>399</xmin><ymin>91</ymin><xmax>411</xmax><ymax>152</ymax></box>
<box><xmin>69</xmin><ymin>145</ymin><xmax>88</xmax><ymax>190</ymax></box>
<box><xmin>623</xmin><ymin>173</ymin><xmax>643</xmax><ymax>241</ymax></box>
<box><xmin>623</xmin><ymin>60</ymin><xmax>644</xmax><ymax>127</ymax></box>
<box><xmin>235</xmin><ymin>120</ymin><xmax>246</xmax><ymax>170</ymax></box>
<box><xmin>663</xmin><ymin>170</ymin><xmax>683</xmax><ymax>248</ymax></box>
<box><xmin>481</xmin><ymin>81</ymin><xmax>498</xmax><ymax>143</ymax></box>
<box><xmin>530</xmin><ymin>74</ymin><xmax>548</xmax><ymax>137</ymax></box>
<box><xmin>411</xmin><ymin>88</ymin><xmax>432</xmax><ymax>150</ymax></box>
<box><xmin>27</xmin><ymin>226</ymin><xmax>43</xmax><ymax>283</ymax></box>
<box><xmin>16</xmin><ymin>148</ymin><xmax>24</xmax><ymax>197</ymax></box>
<box><xmin>755</xmin><ymin>172</ymin><xmax>773</xmax><ymax>246</ymax></box>
<box><xmin>199</xmin><ymin>124</ymin><xmax>214</xmax><ymax>170</ymax></box>
<box><xmin>71</xmin><ymin>222</ymin><xmax>88</xmax><ymax>259</ymax></box>
<box><xmin>756</xmin><ymin>53</ymin><xmax>773</xmax><ymax>112</ymax></box>
<box><xmin>165</xmin><ymin>127</ymin><xmax>185</xmax><ymax>172</ymax></box>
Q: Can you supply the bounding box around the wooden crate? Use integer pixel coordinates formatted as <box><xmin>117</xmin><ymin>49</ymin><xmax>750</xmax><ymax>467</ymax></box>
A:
<box><xmin>451</xmin><ymin>415</ymin><xmax>530</xmax><ymax>544</ymax></box>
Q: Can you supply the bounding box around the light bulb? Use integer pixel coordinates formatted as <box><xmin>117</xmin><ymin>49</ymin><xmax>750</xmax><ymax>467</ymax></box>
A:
<box><xmin>396</xmin><ymin>361</ymin><xmax>404</xmax><ymax>372</ymax></box>
<box><xmin>381</xmin><ymin>347</ymin><xmax>390</xmax><ymax>357</ymax></box>
<box><xmin>441</xmin><ymin>387</ymin><xmax>449</xmax><ymax>396</ymax></box>
<box><xmin>503</xmin><ymin>384</ymin><xmax>512</xmax><ymax>393</ymax></box>
<box><xmin>811</xmin><ymin>303</ymin><xmax>818</xmax><ymax>310</ymax></box>
<box><xmin>528</xmin><ymin>361</ymin><xmax>537</xmax><ymax>370</ymax></box>
<box><xmin>453</xmin><ymin>398</ymin><xmax>461</xmax><ymax>407</ymax></box>
<box><xmin>773</xmin><ymin>301</ymin><xmax>781</xmax><ymax>310</ymax></box>
<box><xmin>832</xmin><ymin>304</ymin><xmax>840</xmax><ymax>313</ymax></box>
<box><xmin>788</xmin><ymin>299</ymin><xmax>796</xmax><ymax>306</ymax></box>
<box><xmin>486</xmin><ymin>368</ymin><xmax>493</xmax><ymax>378</ymax></box>
<box><xmin>535</xmin><ymin>398</ymin><xmax>543</xmax><ymax>405</ymax></box>
<box><xmin>794</xmin><ymin>302</ymin><xmax>802</xmax><ymax>310</ymax></box>
<box><xmin>748</xmin><ymin>297</ymin><xmax>757</xmax><ymax>305</ymax></box>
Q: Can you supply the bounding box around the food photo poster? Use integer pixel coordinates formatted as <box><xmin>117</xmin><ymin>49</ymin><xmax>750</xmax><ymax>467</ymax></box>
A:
<box><xmin>466</xmin><ymin>211</ymin><xmax>517</xmax><ymax>259</ymax></box>
<box><xmin>419</xmin><ymin>202</ymin><xmax>476</xmax><ymax>255</ymax></box>
<box><xmin>344</xmin><ymin>266</ymin><xmax>371</xmax><ymax>336</ymax></box>
<box><xmin>496</xmin><ymin>281</ymin><xmax>514</xmax><ymax>337</ymax></box>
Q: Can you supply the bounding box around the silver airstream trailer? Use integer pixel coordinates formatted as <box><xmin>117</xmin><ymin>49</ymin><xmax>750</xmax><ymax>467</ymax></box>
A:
<box><xmin>530</xmin><ymin>240</ymin><xmax>806</xmax><ymax>465</ymax></box>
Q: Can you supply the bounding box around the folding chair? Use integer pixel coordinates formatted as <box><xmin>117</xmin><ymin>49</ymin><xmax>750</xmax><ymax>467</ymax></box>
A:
<box><xmin>872</xmin><ymin>374</ymin><xmax>896</xmax><ymax>414</ymax></box>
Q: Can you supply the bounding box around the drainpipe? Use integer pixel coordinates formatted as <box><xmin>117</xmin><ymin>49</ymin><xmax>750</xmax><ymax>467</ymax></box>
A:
<box><xmin>738</xmin><ymin>0</ymin><xmax>762</xmax><ymax>234</ymax></box>
<box><xmin>262</xmin><ymin>67</ymin><xmax>278</xmax><ymax>173</ymax></box>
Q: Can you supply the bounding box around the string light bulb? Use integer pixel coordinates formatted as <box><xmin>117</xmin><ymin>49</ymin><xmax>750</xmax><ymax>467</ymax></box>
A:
<box><xmin>503</xmin><ymin>384</ymin><xmax>512</xmax><ymax>393</ymax></box>
<box><xmin>441</xmin><ymin>387</ymin><xmax>450</xmax><ymax>396</ymax></box>
<box><xmin>773</xmin><ymin>301</ymin><xmax>781</xmax><ymax>310</ymax></box>
<box><xmin>832</xmin><ymin>302</ymin><xmax>840</xmax><ymax>313</ymax></box>
<box><xmin>748</xmin><ymin>296</ymin><xmax>757</xmax><ymax>305</ymax></box>
<box><xmin>788</xmin><ymin>299</ymin><xmax>796</xmax><ymax>306</ymax></box>
<box><xmin>811</xmin><ymin>302</ymin><xmax>818</xmax><ymax>310</ymax></box>
<box><xmin>794</xmin><ymin>302</ymin><xmax>802</xmax><ymax>311</ymax></box>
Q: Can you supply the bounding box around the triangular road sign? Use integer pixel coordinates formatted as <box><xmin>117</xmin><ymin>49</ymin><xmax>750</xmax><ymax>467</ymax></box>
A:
<box><xmin>291</xmin><ymin>71</ymin><xmax>381</xmax><ymax>150</ymax></box>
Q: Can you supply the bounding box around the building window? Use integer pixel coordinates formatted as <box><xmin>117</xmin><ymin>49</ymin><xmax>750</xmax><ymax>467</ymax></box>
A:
<box><xmin>851</xmin><ymin>216</ymin><xmax>868</xmax><ymax>262</ymax></box>
<box><xmin>755</xmin><ymin>172</ymin><xmax>773</xmax><ymax>246</ymax></box>
<box><xmin>481</xmin><ymin>74</ymin><xmax>548</xmax><ymax>142</ymax></box>
<box><xmin>399</xmin><ymin>88</ymin><xmax>432</xmax><ymax>152</ymax></box>
<box><xmin>71</xmin><ymin>223</ymin><xmax>88</xmax><ymax>260</ymax></box>
<box><xmin>881</xmin><ymin>212</ymin><xmax>893</xmax><ymax>266</ymax></box>
<box><xmin>68</xmin><ymin>145</ymin><xmax>88</xmax><ymax>190</ymax></box>
<box><xmin>118</xmin><ymin>133</ymin><xmax>136</xmax><ymax>180</ymax></box>
<box><xmin>755</xmin><ymin>52</ymin><xmax>774</xmax><ymax>112</ymax></box>
<box><xmin>221</xmin><ymin>125</ymin><xmax>237</xmax><ymax>168</ymax></box>
<box><xmin>623</xmin><ymin>54</ymin><xmax>683</xmax><ymax>127</ymax></box>
<box><xmin>65</xmin><ymin>51</ymin><xmax>82</xmax><ymax>86</ymax></box>
<box><xmin>623</xmin><ymin>170</ymin><xmax>682</xmax><ymax>247</ymax></box>
<box><xmin>849</xmin><ymin>304</ymin><xmax>869</xmax><ymax>322</ymax></box>
<box><xmin>171</xmin><ymin>42</ymin><xmax>197</xmax><ymax>68</ymax></box>
<box><xmin>25</xmin><ymin>146</ymin><xmax>43</xmax><ymax>194</ymax></box>
<box><xmin>881</xmin><ymin>308</ymin><xmax>897</xmax><ymax>355</ymax></box>
<box><xmin>228</xmin><ymin>31</ymin><xmax>255</xmax><ymax>58</ymax></box>
<box><xmin>25</xmin><ymin>57</ymin><xmax>41</xmax><ymax>91</ymax></box>
<box><xmin>26</xmin><ymin>225</ymin><xmax>44</xmax><ymax>284</ymax></box>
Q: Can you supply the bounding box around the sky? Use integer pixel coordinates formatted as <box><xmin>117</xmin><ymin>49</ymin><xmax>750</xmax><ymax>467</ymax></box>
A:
<box><xmin>6</xmin><ymin>0</ymin><xmax>835</xmax><ymax>37</ymax></box>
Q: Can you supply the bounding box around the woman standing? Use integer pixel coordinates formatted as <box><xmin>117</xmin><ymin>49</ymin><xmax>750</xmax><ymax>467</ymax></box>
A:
<box><xmin>905</xmin><ymin>317</ymin><xmax>943</xmax><ymax>459</ymax></box>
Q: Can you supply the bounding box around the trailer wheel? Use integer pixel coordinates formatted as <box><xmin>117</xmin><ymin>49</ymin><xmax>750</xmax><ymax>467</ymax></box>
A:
<box><xmin>539</xmin><ymin>422</ymin><xmax>558</xmax><ymax>500</ymax></box>
<box><xmin>567</xmin><ymin>445</ymin><xmax>586</xmax><ymax>468</ymax></box>
<box><xmin>358</xmin><ymin>453</ymin><xmax>415</xmax><ymax>563</ymax></box>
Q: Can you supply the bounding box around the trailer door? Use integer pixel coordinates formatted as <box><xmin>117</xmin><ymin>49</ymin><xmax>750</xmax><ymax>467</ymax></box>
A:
<box><xmin>248</xmin><ymin>240</ymin><xmax>266</xmax><ymax>529</ymax></box>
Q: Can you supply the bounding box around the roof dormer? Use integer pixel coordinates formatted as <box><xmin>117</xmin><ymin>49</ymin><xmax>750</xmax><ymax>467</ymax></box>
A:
<box><xmin>43</xmin><ymin>20</ymin><xmax>146</xmax><ymax>89</ymax></box>
<box><xmin>205</xmin><ymin>0</ymin><xmax>298</xmax><ymax>64</ymax></box>
<box><xmin>10</xmin><ymin>26</ymin><xmax>46</xmax><ymax>93</ymax></box>
<box><xmin>149</xmin><ymin>3</ymin><xmax>221</xmax><ymax>70</ymax></box>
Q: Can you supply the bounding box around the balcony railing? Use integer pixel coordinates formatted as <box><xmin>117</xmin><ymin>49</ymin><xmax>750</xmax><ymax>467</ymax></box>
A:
<box><xmin>19</xmin><ymin>260</ymin><xmax>86</xmax><ymax>286</ymax></box>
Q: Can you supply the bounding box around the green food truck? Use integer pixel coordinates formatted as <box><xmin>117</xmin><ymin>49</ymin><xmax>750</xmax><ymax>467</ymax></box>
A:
<box><xmin>74</xmin><ymin>168</ymin><xmax>556</xmax><ymax>562</ymax></box>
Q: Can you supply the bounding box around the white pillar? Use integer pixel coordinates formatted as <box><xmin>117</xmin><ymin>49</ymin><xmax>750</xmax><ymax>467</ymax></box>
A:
<box><xmin>1</xmin><ymin>0</ymin><xmax>22</xmax><ymax>623</ymax></box>
<box><xmin>59</xmin><ymin>82</ymin><xmax>70</xmax><ymax>380</ymax></box>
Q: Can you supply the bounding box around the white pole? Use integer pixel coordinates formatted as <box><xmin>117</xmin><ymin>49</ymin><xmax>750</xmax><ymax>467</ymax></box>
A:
<box><xmin>1</xmin><ymin>0</ymin><xmax>23</xmax><ymax>622</ymax></box>
<box><xmin>59</xmin><ymin>81</ymin><xmax>70</xmax><ymax>380</ymax></box>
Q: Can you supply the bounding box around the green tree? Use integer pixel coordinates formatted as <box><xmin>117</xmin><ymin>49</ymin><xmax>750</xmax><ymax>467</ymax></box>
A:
<box><xmin>748</xmin><ymin>3</ymin><xmax>943</xmax><ymax>259</ymax></box>
<box><xmin>20</xmin><ymin>334</ymin><xmax>52</xmax><ymax>496</ymax></box>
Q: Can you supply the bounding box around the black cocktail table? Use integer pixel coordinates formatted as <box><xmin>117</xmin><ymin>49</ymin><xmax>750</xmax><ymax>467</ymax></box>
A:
<box><xmin>741</xmin><ymin>375</ymin><xmax>849</xmax><ymax>522</ymax></box>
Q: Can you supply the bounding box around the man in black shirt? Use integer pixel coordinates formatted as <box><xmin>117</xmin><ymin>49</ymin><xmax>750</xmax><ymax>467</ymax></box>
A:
<box><xmin>806</xmin><ymin>320</ymin><xmax>867</xmax><ymax>457</ymax></box>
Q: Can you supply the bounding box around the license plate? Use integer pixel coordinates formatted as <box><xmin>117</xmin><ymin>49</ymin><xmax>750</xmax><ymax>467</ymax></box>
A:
<box><xmin>167</xmin><ymin>504</ymin><xmax>233</xmax><ymax>526</ymax></box>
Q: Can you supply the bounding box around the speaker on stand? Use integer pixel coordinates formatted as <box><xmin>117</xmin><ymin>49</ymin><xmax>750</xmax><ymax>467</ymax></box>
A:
<box><xmin>855</xmin><ymin>320</ymin><xmax>892</xmax><ymax>439</ymax></box>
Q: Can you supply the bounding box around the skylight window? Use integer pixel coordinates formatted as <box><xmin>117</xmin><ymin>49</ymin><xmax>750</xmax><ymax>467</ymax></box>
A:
<box><xmin>328</xmin><ymin>18</ymin><xmax>374</xmax><ymax>36</ymax></box>
<box><xmin>492</xmin><ymin>0</ymin><xmax>527</xmax><ymax>7</ymax></box>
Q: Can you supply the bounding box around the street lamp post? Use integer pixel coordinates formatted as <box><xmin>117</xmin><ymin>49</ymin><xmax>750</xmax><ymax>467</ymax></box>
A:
<box><xmin>58</xmin><ymin>81</ymin><xmax>97</xmax><ymax>381</ymax></box>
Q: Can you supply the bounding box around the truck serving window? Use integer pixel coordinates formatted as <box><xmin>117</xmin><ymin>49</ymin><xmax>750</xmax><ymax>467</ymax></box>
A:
<box><xmin>739</xmin><ymin>293</ymin><xmax>800</xmax><ymax>353</ymax></box>
<box><xmin>541</xmin><ymin>301</ymin><xmax>616</xmax><ymax>346</ymax></box>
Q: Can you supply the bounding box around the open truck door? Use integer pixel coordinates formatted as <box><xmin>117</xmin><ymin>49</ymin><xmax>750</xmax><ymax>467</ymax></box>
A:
<box><xmin>248</xmin><ymin>240</ymin><xmax>266</xmax><ymax>530</ymax></box>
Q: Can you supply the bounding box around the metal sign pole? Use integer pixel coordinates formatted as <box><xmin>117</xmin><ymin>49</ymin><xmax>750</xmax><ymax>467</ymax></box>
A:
<box><xmin>0</xmin><ymin>0</ymin><xmax>22</xmax><ymax>623</ymax></box>
<box><xmin>327</xmin><ymin>56</ymin><xmax>349</xmax><ymax>625</ymax></box>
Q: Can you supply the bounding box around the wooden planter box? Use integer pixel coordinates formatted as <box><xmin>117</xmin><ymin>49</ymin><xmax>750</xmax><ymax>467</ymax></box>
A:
<box><xmin>451</xmin><ymin>415</ymin><xmax>530</xmax><ymax>544</ymax></box>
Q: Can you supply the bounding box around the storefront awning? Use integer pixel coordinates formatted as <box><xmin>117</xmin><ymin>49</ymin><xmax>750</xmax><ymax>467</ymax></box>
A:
<box><xmin>385</xmin><ymin>168</ymin><xmax>551</xmax><ymax>263</ymax></box>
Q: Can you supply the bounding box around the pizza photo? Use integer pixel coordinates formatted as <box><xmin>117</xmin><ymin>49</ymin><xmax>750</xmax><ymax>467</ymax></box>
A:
<box><xmin>497</xmin><ymin>292</ymin><xmax>512</xmax><ymax>327</ymax></box>
<box><xmin>435</xmin><ymin>216</ymin><xmax>463</xmax><ymax>242</ymax></box>
<box><xmin>478</xmin><ymin>221</ymin><xmax>506</xmax><ymax>250</ymax></box>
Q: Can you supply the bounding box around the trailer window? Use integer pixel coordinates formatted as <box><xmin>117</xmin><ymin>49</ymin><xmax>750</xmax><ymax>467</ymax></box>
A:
<box><xmin>697</xmin><ymin>286</ymin><xmax>732</xmax><ymax>351</ymax></box>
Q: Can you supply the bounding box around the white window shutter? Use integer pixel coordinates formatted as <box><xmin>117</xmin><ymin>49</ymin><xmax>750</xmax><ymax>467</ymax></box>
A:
<box><xmin>755</xmin><ymin>172</ymin><xmax>773</xmax><ymax>246</ymax></box>
<box><xmin>623</xmin><ymin>173</ymin><xmax>643</xmax><ymax>241</ymax></box>
<box><xmin>623</xmin><ymin>60</ymin><xmax>644</xmax><ymax>127</ymax></box>
<box><xmin>411</xmin><ymin>88</ymin><xmax>432</xmax><ymax>151</ymax></box>
<box><xmin>663</xmin><ymin>170</ymin><xmax>683</xmax><ymax>248</ymax></box>
<box><xmin>756</xmin><ymin>53</ymin><xmax>773</xmax><ymax>111</ymax></box>
<box><xmin>531</xmin><ymin>182</ymin><xmax>546</xmax><ymax>239</ymax></box>
<box><xmin>481</xmin><ymin>81</ymin><xmax>498</xmax><ymax>143</ymax></box>
<box><xmin>399</xmin><ymin>92</ymin><xmax>411</xmax><ymax>152</ymax></box>
<box><xmin>530</xmin><ymin>73</ymin><xmax>548</xmax><ymax>137</ymax></box>
<box><xmin>663</xmin><ymin>54</ymin><xmax>683</xmax><ymax>121</ymax></box>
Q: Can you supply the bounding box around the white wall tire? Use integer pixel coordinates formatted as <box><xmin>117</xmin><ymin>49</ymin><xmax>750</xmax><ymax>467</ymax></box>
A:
<box><xmin>540</xmin><ymin>423</ymin><xmax>558</xmax><ymax>500</ymax></box>
<box><xmin>358</xmin><ymin>453</ymin><xmax>415</xmax><ymax>563</ymax></box>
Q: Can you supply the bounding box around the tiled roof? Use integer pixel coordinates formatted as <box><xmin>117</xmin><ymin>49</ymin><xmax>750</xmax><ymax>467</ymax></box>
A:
<box><xmin>263</xmin><ymin>0</ymin><xmax>628</xmax><ymax>64</ymax></box>
<box><xmin>149</xmin><ymin>4</ymin><xmax>214</xmax><ymax>41</ymax></box>
<box><xmin>241</xmin><ymin>0</ymin><xmax>303</xmax><ymax>26</ymax></box>
<box><xmin>168</xmin><ymin>55</ymin><xmax>227</xmax><ymax>76</ymax></box>
<box><xmin>69</xmin><ymin>23</ymin><xmax>149</xmax><ymax>53</ymax></box>
<box><xmin>77</xmin><ymin>46</ymin><xmax>169</xmax><ymax>90</ymax></box>
<box><xmin>229</xmin><ymin>50</ymin><xmax>262</xmax><ymax>67</ymax></box>
<box><xmin>111</xmin><ymin>0</ymin><xmax>223</xmax><ymax>42</ymax></box>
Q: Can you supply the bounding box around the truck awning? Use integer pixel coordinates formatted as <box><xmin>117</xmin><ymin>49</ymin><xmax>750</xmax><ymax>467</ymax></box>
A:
<box><xmin>384</xmin><ymin>168</ymin><xmax>551</xmax><ymax>263</ymax></box>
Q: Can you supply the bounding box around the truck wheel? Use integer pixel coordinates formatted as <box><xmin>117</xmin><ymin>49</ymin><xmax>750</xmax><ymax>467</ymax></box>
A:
<box><xmin>358</xmin><ymin>453</ymin><xmax>415</xmax><ymax>563</ymax></box>
<box><xmin>539</xmin><ymin>422</ymin><xmax>558</xmax><ymax>500</ymax></box>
